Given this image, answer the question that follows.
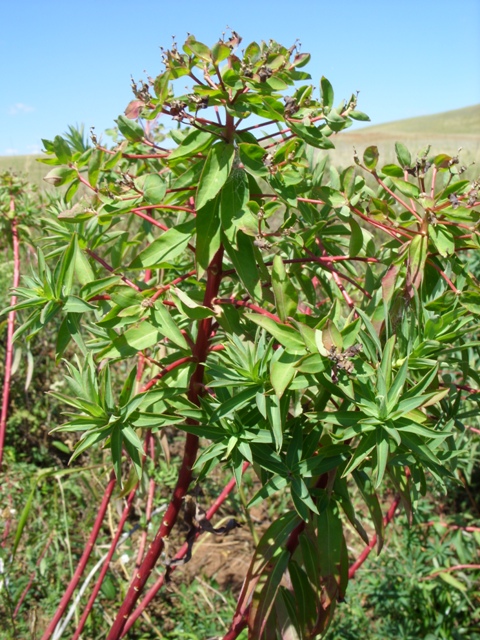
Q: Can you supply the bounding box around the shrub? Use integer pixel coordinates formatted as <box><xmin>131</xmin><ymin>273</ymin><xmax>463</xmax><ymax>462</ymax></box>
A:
<box><xmin>2</xmin><ymin>31</ymin><xmax>480</xmax><ymax>639</ymax></box>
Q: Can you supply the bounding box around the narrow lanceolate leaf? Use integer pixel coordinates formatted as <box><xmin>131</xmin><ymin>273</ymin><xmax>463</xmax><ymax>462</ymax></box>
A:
<box><xmin>250</xmin><ymin>549</ymin><xmax>290</xmax><ymax>638</ymax></box>
<box><xmin>220</xmin><ymin>168</ymin><xmax>249</xmax><ymax>242</ymax></box>
<box><xmin>195</xmin><ymin>195</ymin><xmax>221</xmax><ymax>278</ymax></box>
<box><xmin>196</xmin><ymin>142</ymin><xmax>235</xmax><ymax>210</ymax></box>
<box><xmin>129</xmin><ymin>219</ymin><xmax>195</xmax><ymax>269</ymax></box>
<box><xmin>248</xmin><ymin>314</ymin><xmax>306</xmax><ymax>354</ymax></box>
<box><xmin>223</xmin><ymin>231</ymin><xmax>263</xmax><ymax>300</ymax></box>
<box><xmin>152</xmin><ymin>304</ymin><xmax>189</xmax><ymax>350</ymax></box>
<box><xmin>406</xmin><ymin>234</ymin><xmax>427</xmax><ymax>294</ymax></box>
<box><xmin>272</xmin><ymin>255</ymin><xmax>298</xmax><ymax>322</ymax></box>
<box><xmin>236</xmin><ymin>511</ymin><xmax>300</xmax><ymax>618</ymax></box>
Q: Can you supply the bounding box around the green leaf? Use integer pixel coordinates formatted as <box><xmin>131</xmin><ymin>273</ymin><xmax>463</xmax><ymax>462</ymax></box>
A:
<box><xmin>129</xmin><ymin>219</ymin><xmax>195</xmax><ymax>269</ymax></box>
<box><xmin>320</xmin><ymin>76</ymin><xmax>334</xmax><ymax>109</ymax></box>
<box><xmin>210</xmin><ymin>385</ymin><xmax>261</xmax><ymax>423</ymax></box>
<box><xmin>152</xmin><ymin>304</ymin><xmax>189</xmax><ymax>350</ymax></box>
<box><xmin>223</xmin><ymin>231</ymin><xmax>262</xmax><ymax>301</ymax></box>
<box><xmin>238</xmin><ymin>143</ymin><xmax>269</xmax><ymax>178</ymax></box>
<box><xmin>343</xmin><ymin>430</ymin><xmax>376</xmax><ymax>476</ymax></box>
<box><xmin>169</xmin><ymin>128</ymin><xmax>215</xmax><ymax>161</ymax></box>
<box><xmin>390</xmin><ymin>177</ymin><xmax>420</xmax><ymax>199</ymax></box>
<box><xmin>44</xmin><ymin>166</ymin><xmax>76</xmax><ymax>186</ymax></box>
<box><xmin>356</xmin><ymin>308</ymin><xmax>382</xmax><ymax>356</ymax></box>
<box><xmin>80</xmin><ymin>276</ymin><xmax>122</xmax><ymax>300</ymax></box>
<box><xmin>196</xmin><ymin>142</ymin><xmax>235</xmax><ymax>210</ymax></box>
<box><xmin>363</xmin><ymin>146</ymin><xmax>379</xmax><ymax>170</ymax></box>
<box><xmin>381</xmin><ymin>164</ymin><xmax>404</xmax><ymax>178</ymax></box>
<box><xmin>272</xmin><ymin>255</ymin><xmax>298</xmax><ymax>322</ymax></box>
<box><xmin>170</xmin><ymin>288</ymin><xmax>215</xmax><ymax>320</ymax></box>
<box><xmin>143</xmin><ymin>174</ymin><xmax>167</xmax><ymax>204</ymax></box>
<box><xmin>248</xmin><ymin>314</ymin><xmax>306</xmax><ymax>354</ymax></box>
<box><xmin>250</xmin><ymin>550</ymin><xmax>291</xmax><ymax>638</ymax></box>
<box><xmin>349</xmin><ymin>218</ymin><xmax>363</xmax><ymax>256</ymax></box>
<box><xmin>353</xmin><ymin>469</ymin><xmax>384</xmax><ymax>552</ymax></box>
<box><xmin>53</xmin><ymin>135</ymin><xmax>72</xmax><ymax>163</ymax></box>
<box><xmin>220</xmin><ymin>168</ymin><xmax>250</xmax><ymax>241</ymax></box>
<box><xmin>270</xmin><ymin>349</ymin><xmax>298</xmax><ymax>398</ymax></box>
<box><xmin>375</xmin><ymin>431</ymin><xmax>389</xmax><ymax>488</ymax></box>
<box><xmin>266</xmin><ymin>393</ymin><xmax>284</xmax><ymax>451</ymax></box>
<box><xmin>111</xmin><ymin>424</ymin><xmax>123</xmax><ymax>482</ymax></box>
<box><xmin>429</xmin><ymin>225</ymin><xmax>455</xmax><ymax>257</ymax></box>
<box><xmin>395</xmin><ymin>142</ymin><xmax>412</xmax><ymax>168</ymax></box>
<box><xmin>55</xmin><ymin>234</ymin><xmax>77</xmax><ymax>298</ymax></box>
<box><xmin>349</xmin><ymin>110</ymin><xmax>370</xmax><ymax>122</ymax></box>
<box><xmin>98</xmin><ymin>321</ymin><xmax>160</xmax><ymax>359</ymax></box>
<box><xmin>116</xmin><ymin>115</ymin><xmax>144</xmax><ymax>142</ymax></box>
<box><xmin>195</xmin><ymin>196</ymin><xmax>221</xmax><ymax>278</ymax></box>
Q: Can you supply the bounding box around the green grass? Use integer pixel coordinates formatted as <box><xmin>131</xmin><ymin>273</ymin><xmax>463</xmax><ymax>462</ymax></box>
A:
<box><xmin>0</xmin><ymin>155</ymin><xmax>49</xmax><ymax>189</ymax></box>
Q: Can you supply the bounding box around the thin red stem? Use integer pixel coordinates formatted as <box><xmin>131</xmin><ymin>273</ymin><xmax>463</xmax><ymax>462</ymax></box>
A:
<box><xmin>419</xmin><ymin>564</ymin><xmax>480</xmax><ymax>581</ymax></box>
<box><xmin>13</xmin><ymin>531</ymin><xmax>54</xmax><ymax>618</ymax></box>
<box><xmin>86</xmin><ymin>249</ymin><xmax>140</xmax><ymax>291</ymax></box>
<box><xmin>40</xmin><ymin>471</ymin><xmax>117</xmax><ymax>640</ymax></box>
<box><xmin>426</xmin><ymin>259</ymin><xmax>459</xmax><ymax>294</ymax></box>
<box><xmin>0</xmin><ymin>200</ymin><xmax>20</xmax><ymax>469</ymax></box>
<box><xmin>119</xmin><ymin>462</ymin><xmax>249</xmax><ymax>637</ymax></box>
<box><xmin>214</xmin><ymin>298</ymin><xmax>282</xmax><ymax>323</ymax></box>
<box><xmin>348</xmin><ymin>493</ymin><xmax>401</xmax><ymax>579</ymax></box>
<box><xmin>70</xmin><ymin>485</ymin><xmax>139</xmax><ymax>640</ymax></box>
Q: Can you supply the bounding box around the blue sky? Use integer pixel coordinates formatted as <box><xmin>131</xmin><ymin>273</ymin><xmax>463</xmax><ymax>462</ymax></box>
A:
<box><xmin>1</xmin><ymin>0</ymin><xmax>479</xmax><ymax>155</ymax></box>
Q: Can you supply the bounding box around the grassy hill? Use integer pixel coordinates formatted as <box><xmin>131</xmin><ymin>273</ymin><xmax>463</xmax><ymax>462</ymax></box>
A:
<box><xmin>355</xmin><ymin>104</ymin><xmax>480</xmax><ymax>136</ymax></box>
<box><xmin>1</xmin><ymin>105</ymin><xmax>479</xmax><ymax>186</ymax></box>
<box><xmin>326</xmin><ymin>104</ymin><xmax>480</xmax><ymax>170</ymax></box>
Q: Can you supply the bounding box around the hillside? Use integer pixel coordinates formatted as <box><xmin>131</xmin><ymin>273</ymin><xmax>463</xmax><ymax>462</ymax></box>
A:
<box><xmin>353</xmin><ymin>104</ymin><xmax>480</xmax><ymax>137</ymax></box>
<box><xmin>327</xmin><ymin>104</ymin><xmax>480</xmax><ymax>169</ymax></box>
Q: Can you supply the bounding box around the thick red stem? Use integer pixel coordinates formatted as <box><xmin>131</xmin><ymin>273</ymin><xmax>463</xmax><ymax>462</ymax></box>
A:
<box><xmin>106</xmin><ymin>248</ymin><xmax>224</xmax><ymax>640</ymax></box>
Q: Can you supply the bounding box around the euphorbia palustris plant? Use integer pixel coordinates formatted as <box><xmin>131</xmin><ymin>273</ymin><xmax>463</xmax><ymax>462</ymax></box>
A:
<box><xmin>7</xmin><ymin>31</ymin><xmax>480</xmax><ymax>639</ymax></box>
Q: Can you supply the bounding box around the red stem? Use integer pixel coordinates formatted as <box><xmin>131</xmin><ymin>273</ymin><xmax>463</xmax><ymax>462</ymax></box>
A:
<box><xmin>134</xmin><ymin>434</ymin><xmax>156</xmax><ymax>569</ymax></box>
<box><xmin>373</xmin><ymin>172</ymin><xmax>422</xmax><ymax>221</ymax></box>
<box><xmin>0</xmin><ymin>200</ymin><xmax>20</xmax><ymax>469</ymax></box>
<box><xmin>70</xmin><ymin>485</ymin><xmax>139</xmax><ymax>640</ymax></box>
<box><xmin>13</xmin><ymin>531</ymin><xmax>54</xmax><ymax>618</ymax></box>
<box><xmin>214</xmin><ymin>298</ymin><xmax>282</xmax><ymax>323</ymax></box>
<box><xmin>140</xmin><ymin>356</ymin><xmax>195</xmax><ymax>392</ymax></box>
<box><xmin>119</xmin><ymin>461</ymin><xmax>249</xmax><ymax>637</ymax></box>
<box><xmin>40</xmin><ymin>471</ymin><xmax>117</xmax><ymax>640</ymax></box>
<box><xmin>107</xmin><ymin>248</ymin><xmax>224</xmax><ymax>640</ymax></box>
<box><xmin>348</xmin><ymin>493</ymin><xmax>401</xmax><ymax>579</ymax></box>
<box><xmin>419</xmin><ymin>564</ymin><xmax>480</xmax><ymax>581</ymax></box>
<box><xmin>86</xmin><ymin>249</ymin><xmax>140</xmax><ymax>291</ymax></box>
<box><xmin>426</xmin><ymin>259</ymin><xmax>459</xmax><ymax>293</ymax></box>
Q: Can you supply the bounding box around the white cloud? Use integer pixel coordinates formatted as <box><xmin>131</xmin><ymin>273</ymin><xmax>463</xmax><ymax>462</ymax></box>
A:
<box><xmin>26</xmin><ymin>144</ymin><xmax>42</xmax><ymax>155</ymax></box>
<box><xmin>8</xmin><ymin>103</ymin><xmax>34</xmax><ymax>115</ymax></box>
<box><xmin>3</xmin><ymin>148</ymin><xmax>19</xmax><ymax>155</ymax></box>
